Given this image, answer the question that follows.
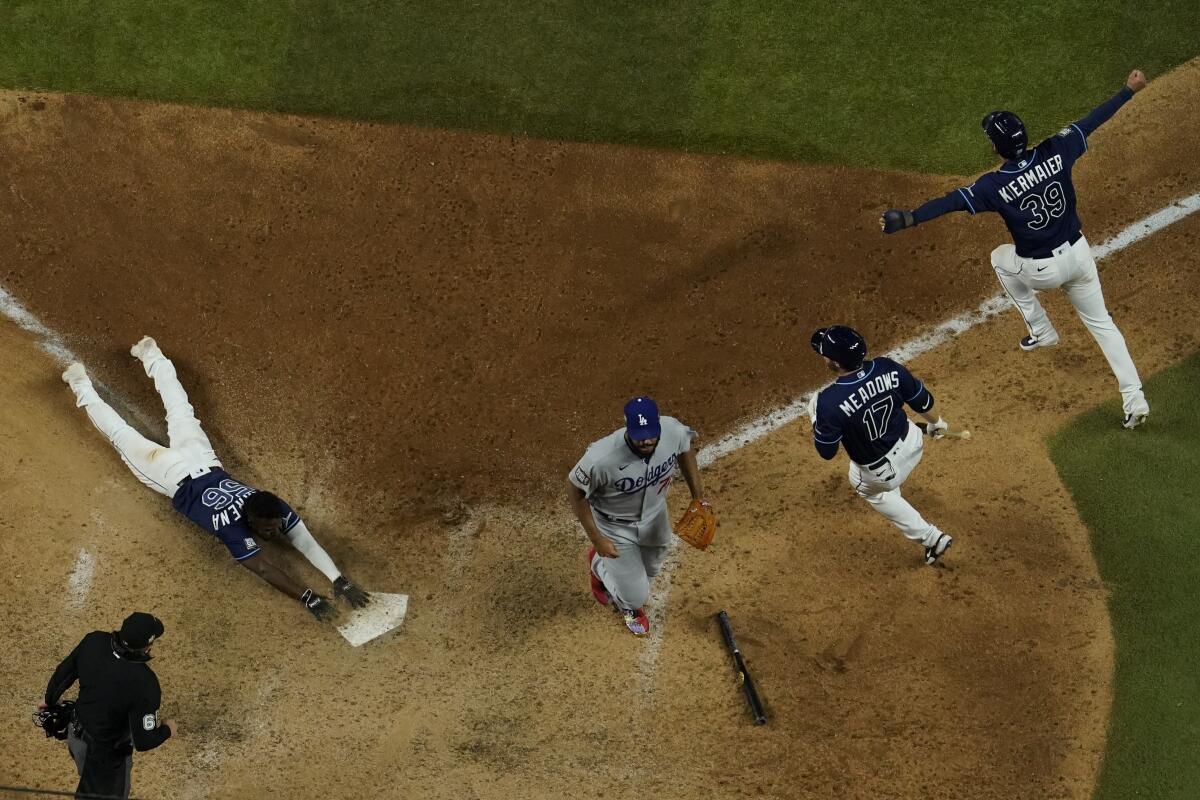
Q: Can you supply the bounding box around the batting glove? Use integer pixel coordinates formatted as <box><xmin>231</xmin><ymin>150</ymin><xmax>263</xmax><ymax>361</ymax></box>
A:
<box><xmin>333</xmin><ymin>576</ymin><xmax>371</xmax><ymax>609</ymax></box>
<box><xmin>300</xmin><ymin>588</ymin><xmax>335</xmax><ymax>622</ymax></box>
<box><xmin>881</xmin><ymin>209</ymin><xmax>916</xmax><ymax>234</ymax></box>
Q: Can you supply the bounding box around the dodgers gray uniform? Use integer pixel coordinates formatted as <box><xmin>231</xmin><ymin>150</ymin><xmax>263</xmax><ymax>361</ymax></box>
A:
<box><xmin>569</xmin><ymin>416</ymin><xmax>697</xmax><ymax>610</ymax></box>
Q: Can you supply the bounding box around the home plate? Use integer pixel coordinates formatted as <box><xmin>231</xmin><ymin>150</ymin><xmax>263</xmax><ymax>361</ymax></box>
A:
<box><xmin>337</xmin><ymin>593</ymin><xmax>409</xmax><ymax>647</ymax></box>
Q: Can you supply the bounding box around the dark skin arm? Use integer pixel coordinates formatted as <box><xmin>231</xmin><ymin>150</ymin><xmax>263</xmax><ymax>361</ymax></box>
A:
<box><xmin>568</xmin><ymin>481</ymin><xmax>619</xmax><ymax>558</ymax></box>
<box><xmin>239</xmin><ymin>549</ymin><xmax>307</xmax><ymax>599</ymax></box>
<box><xmin>677</xmin><ymin>449</ymin><xmax>705</xmax><ymax>501</ymax></box>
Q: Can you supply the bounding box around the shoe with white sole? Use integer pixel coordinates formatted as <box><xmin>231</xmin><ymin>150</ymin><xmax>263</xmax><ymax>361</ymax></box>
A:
<box><xmin>924</xmin><ymin>533</ymin><xmax>953</xmax><ymax>566</ymax></box>
<box><xmin>1019</xmin><ymin>333</ymin><xmax>1059</xmax><ymax>351</ymax></box>
<box><xmin>1123</xmin><ymin>408</ymin><xmax>1150</xmax><ymax>430</ymax></box>
<box><xmin>61</xmin><ymin>362</ymin><xmax>88</xmax><ymax>386</ymax></box>
<box><xmin>130</xmin><ymin>336</ymin><xmax>158</xmax><ymax>360</ymax></box>
<box><xmin>618</xmin><ymin>606</ymin><xmax>650</xmax><ymax>636</ymax></box>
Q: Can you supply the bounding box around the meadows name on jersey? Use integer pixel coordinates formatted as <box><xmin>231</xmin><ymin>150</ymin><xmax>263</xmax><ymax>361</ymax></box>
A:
<box><xmin>813</xmin><ymin>357</ymin><xmax>934</xmax><ymax>465</ymax></box>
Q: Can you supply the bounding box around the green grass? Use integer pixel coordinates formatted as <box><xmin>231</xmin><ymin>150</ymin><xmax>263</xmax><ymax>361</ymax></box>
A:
<box><xmin>0</xmin><ymin>3</ymin><xmax>1197</xmax><ymax>172</ymax></box>
<box><xmin>1049</xmin><ymin>354</ymin><xmax>1200</xmax><ymax>799</ymax></box>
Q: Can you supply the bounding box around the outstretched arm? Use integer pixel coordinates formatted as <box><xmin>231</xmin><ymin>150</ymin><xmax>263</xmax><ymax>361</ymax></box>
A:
<box><xmin>286</xmin><ymin>520</ymin><xmax>340</xmax><ymax>582</ymax></box>
<box><xmin>881</xmin><ymin>187</ymin><xmax>975</xmax><ymax>233</ymax></box>
<box><xmin>285</xmin><ymin>521</ymin><xmax>370</xmax><ymax>607</ymax></box>
<box><xmin>1074</xmin><ymin>70</ymin><xmax>1145</xmax><ymax>137</ymax></box>
<box><xmin>240</xmin><ymin>549</ymin><xmax>307</xmax><ymax>598</ymax></box>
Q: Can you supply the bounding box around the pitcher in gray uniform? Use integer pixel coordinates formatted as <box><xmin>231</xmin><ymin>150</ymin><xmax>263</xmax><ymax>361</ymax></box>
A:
<box><xmin>567</xmin><ymin>396</ymin><xmax>706</xmax><ymax>636</ymax></box>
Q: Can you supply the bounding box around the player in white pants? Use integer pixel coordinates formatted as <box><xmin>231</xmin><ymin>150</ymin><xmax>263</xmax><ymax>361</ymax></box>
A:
<box><xmin>61</xmin><ymin>337</ymin><xmax>371</xmax><ymax>621</ymax></box>
<box><xmin>992</xmin><ymin>236</ymin><xmax>1145</xmax><ymax>422</ymax></box>
<box><xmin>63</xmin><ymin>345</ymin><xmax>220</xmax><ymax>497</ymax></box>
<box><xmin>810</xmin><ymin>326</ymin><xmax>954</xmax><ymax>565</ymax></box>
<box><xmin>881</xmin><ymin>69</ymin><xmax>1152</xmax><ymax>428</ymax></box>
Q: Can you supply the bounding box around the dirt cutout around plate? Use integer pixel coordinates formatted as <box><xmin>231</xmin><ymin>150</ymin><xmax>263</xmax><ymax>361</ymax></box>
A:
<box><xmin>2</xmin><ymin>59</ymin><xmax>1198</xmax><ymax>798</ymax></box>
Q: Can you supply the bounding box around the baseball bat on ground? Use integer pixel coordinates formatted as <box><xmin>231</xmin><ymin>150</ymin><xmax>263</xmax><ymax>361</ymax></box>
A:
<box><xmin>715</xmin><ymin>610</ymin><xmax>767</xmax><ymax>725</ymax></box>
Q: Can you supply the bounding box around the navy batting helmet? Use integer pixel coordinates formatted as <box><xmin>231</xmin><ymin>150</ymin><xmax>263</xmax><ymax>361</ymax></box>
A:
<box><xmin>981</xmin><ymin>111</ymin><xmax>1028</xmax><ymax>160</ymax></box>
<box><xmin>810</xmin><ymin>326</ymin><xmax>867</xmax><ymax>370</ymax></box>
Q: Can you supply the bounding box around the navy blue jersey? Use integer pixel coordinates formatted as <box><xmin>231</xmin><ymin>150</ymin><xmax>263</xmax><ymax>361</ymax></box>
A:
<box><xmin>170</xmin><ymin>469</ymin><xmax>301</xmax><ymax>561</ymax></box>
<box><xmin>957</xmin><ymin>132</ymin><xmax>1085</xmax><ymax>256</ymax></box>
<box><xmin>813</xmin><ymin>357</ymin><xmax>934</xmax><ymax>465</ymax></box>
<box><xmin>912</xmin><ymin>86</ymin><xmax>1134</xmax><ymax>258</ymax></box>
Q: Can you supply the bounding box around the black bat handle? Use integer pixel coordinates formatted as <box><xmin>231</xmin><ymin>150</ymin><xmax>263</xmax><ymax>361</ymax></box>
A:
<box><xmin>716</xmin><ymin>610</ymin><xmax>767</xmax><ymax>725</ymax></box>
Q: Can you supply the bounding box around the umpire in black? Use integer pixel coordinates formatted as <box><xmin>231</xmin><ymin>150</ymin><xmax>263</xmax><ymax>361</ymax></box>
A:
<box><xmin>42</xmin><ymin>612</ymin><xmax>177</xmax><ymax>799</ymax></box>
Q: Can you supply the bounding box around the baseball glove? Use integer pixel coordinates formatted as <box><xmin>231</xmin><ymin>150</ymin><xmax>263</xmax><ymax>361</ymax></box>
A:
<box><xmin>674</xmin><ymin>499</ymin><xmax>717</xmax><ymax>550</ymax></box>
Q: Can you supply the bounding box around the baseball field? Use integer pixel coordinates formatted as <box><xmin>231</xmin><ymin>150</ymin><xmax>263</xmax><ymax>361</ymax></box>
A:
<box><xmin>1</xmin><ymin>3</ymin><xmax>1198</xmax><ymax>798</ymax></box>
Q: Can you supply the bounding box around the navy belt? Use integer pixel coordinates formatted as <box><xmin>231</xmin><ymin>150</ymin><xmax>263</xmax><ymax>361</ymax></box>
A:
<box><xmin>1019</xmin><ymin>230</ymin><xmax>1082</xmax><ymax>260</ymax></box>
<box><xmin>864</xmin><ymin>455</ymin><xmax>890</xmax><ymax>471</ymax></box>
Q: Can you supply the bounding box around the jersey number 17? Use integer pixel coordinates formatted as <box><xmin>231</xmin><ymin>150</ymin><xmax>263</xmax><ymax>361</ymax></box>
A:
<box><xmin>863</xmin><ymin>397</ymin><xmax>894</xmax><ymax>441</ymax></box>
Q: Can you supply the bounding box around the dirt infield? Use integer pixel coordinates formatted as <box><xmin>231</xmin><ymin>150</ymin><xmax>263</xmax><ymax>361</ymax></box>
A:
<box><xmin>1</xmin><ymin>60</ymin><xmax>1198</xmax><ymax>798</ymax></box>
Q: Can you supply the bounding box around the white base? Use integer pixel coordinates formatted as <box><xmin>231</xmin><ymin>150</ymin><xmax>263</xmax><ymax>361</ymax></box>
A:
<box><xmin>336</xmin><ymin>592</ymin><xmax>409</xmax><ymax>647</ymax></box>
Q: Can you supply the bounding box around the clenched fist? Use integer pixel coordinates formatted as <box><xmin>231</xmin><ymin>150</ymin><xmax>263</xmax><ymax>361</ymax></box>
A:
<box><xmin>1126</xmin><ymin>69</ymin><xmax>1147</xmax><ymax>93</ymax></box>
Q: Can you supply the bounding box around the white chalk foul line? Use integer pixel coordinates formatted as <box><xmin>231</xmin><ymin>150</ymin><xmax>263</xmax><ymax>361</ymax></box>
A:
<box><xmin>0</xmin><ymin>285</ymin><xmax>163</xmax><ymax>611</ymax></box>
<box><xmin>637</xmin><ymin>191</ymin><xmax>1200</xmax><ymax>689</ymax></box>
<box><xmin>66</xmin><ymin>547</ymin><xmax>95</xmax><ymax>612</ymax></box>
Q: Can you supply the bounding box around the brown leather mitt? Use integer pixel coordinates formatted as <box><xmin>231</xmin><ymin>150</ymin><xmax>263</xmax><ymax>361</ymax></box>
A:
<box><xmin>674</xmin><ymin>499</ymin><xmax>716</xmax><ymax>550</ymax></box>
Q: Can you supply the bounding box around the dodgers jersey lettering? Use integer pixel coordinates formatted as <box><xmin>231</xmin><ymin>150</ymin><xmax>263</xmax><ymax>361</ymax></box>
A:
<box><xmin>913</xmin><ymin>86</ymin><xmax>1134</xmax><ymax>258</ymax></box>
<box><xmin>813</xmin><ymin>358</ymin><xmax>933</xmax><ymax>465</ymax></box>
<box><xmin>569</xmin><ymin>415</ymin><xmax>697</xmax><ymax>521</ymax></box>
<box><xmin>170</xmin><ymin>468</ymin><xmax>301</xmax><ymax>561</ymax></box>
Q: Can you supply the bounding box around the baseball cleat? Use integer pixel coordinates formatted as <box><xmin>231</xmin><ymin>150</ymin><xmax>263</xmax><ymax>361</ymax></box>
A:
<box><xmin>1123</xmin><ymin>410</ymin><xmax>1149</xmax><ymax>429</ymax></box>
<box><xmin>1019</xmin><ymin>333</ymin><xmax>1059</xmax><ymax>351</ymax></box>
<box><xmin>130</xmin><ymin>336</ymin><xmax>158</xmax><ymax>360</ymax></box>
<box><xmin>619</xmin><ymin>607</ymin><xmax>650</xmax><ymax>636</ymax></box>
<box><xmin>924</xmin><ymin>533</ymin><xmax>953</xmax><ymax>566</ymax></box>
<box><xmin>586</xmin><ymin>547</ymin><xmax>610</xmax><ymax>606</ymax></box>
<box><xmin>61</xmin><ymin>362</ymin><xmax>88</xmax><ymax>385</ymax></box>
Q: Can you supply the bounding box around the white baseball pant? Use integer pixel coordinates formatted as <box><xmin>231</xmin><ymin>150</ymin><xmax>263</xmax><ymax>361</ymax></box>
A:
<box><xmin>991</xmin><ymin>235</ymin><xmax>1147</xmax><ymax>416</ymax></box>
<box><xmin>848</xmin><ymin>421</ymin><xmax>945</xmax><ymax>548</ymax></box>
<box><xmin>65</xmin><ymin>344</ymin><xmax>221</xmax><ymax>497</ymax></box>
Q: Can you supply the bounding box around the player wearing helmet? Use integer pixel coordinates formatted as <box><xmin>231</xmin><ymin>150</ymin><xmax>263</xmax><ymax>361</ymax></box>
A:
<box><xmin>809</xmin><ymin>326</ymin><xmax>954</xmax><ymax>565</ymax></box>
<box><xmin>880</xmin><ymin>69</ymin><xmax>1151</xmax><ymax>429</ymax></box>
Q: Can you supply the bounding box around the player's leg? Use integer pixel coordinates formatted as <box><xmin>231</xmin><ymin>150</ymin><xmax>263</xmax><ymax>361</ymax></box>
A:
<box><xmin>991</xmin><ymin>244</ymin><xmax>1058</xmax><ymax>347</ymax></box>
<box><xmin>593</xmin><ymin>536</ymin><xmax>652</xmax><ymax>611</ymax></box>
<box><xmin>637</xmin><ymin>511</ymin><xmax>674</xmax><ymax>580</ymax></box>
<box><xmin>1062</xmin><ymin>238</ymin><xmax>1149</xmax><ymax>420</ymax></box>
<box><xmin>131</xmin><ymin>338</ymin><xmax>221</xmax><ymax>465</ymax></box>
<box><xmin>72</xmin><ymin>734</ymin><xmax>131</xmax><ymax>800</ymax></box>
<box><xmin>62</xmin><ymin>365</ymin><xmax>188</xmax><ymax>497</ymax></box>
<box><xmin>849</xmin><ymin>461</ymin><xmax>943</xmax><ymax>548</ymax></box>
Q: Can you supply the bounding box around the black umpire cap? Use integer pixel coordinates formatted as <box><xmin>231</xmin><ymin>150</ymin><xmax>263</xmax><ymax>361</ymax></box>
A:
<box><xmin>119</xmin><ymin>613</ymin><xmax>164</xmax><ymax>649</ymax></box>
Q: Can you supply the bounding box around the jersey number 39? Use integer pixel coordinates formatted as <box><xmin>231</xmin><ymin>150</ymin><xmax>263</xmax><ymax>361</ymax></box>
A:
<box><xmin>1021</xmin><ymin>180</ymin><xmax>1066</xmax><ymax>230</ymax></box>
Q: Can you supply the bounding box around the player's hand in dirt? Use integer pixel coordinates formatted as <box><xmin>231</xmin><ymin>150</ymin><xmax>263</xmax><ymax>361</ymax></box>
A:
<box><xmin>334</xmin><ymin>575</ymin><xmax>371</xmax><ymax>609</ymax></box>
<box><xmin>301</xmin><ymin>588</ymin><xmax>336</xmax><ymax>621</ymax></box>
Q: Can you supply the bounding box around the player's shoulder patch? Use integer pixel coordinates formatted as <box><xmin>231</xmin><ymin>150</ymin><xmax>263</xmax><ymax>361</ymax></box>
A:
<box><xmin>142</xmin><ymin>713</ymin><xmax>157</xmax><ymax>731</ymax></box>
<box><xmin>1057</xmin><ymin>126</ymin><xmax>1073</xmax><ymax>138</ymax></box>
<box><xmin>573</xmin><ymin>466</ymin><xmax>590</xmax><ymax>486</ymax></box>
